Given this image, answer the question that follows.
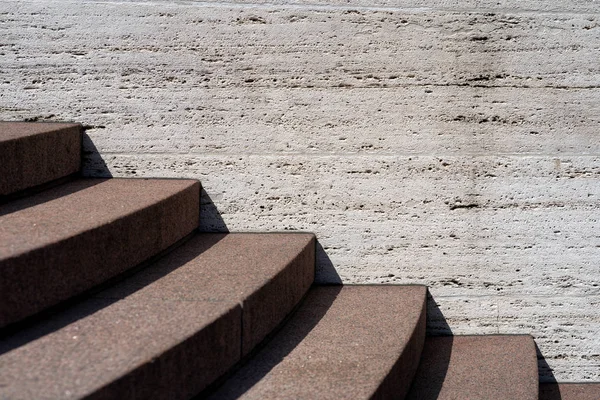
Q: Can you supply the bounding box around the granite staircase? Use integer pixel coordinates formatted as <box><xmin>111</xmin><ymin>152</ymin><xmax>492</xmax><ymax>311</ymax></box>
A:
<box><xmin>0</xmin><ymin>122</ymin><xmax>597</xmax><ymax>399</ymax></box>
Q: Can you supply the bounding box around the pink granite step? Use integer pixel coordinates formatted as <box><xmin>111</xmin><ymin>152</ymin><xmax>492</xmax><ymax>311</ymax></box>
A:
<box><xmin>406</xmin><ymin>335</ymin><xmax>539</xmax><ymax>400</ymax></box>
<box><xmin>209</xmin><ymin>285</ymin><xmax>427</xmax><ymax>400</ymax></box>
<box><xmin>539</xmin><ymin>382</ymin><xmax>600</xmax><ymax>400</ymax></box>
<box><xmin>0</xmin><ymin>233</ymin><xmax>314</xmax><ymax>400</ymax></box>
<box><xmin>0</xmin><ymin>178</ymin><xmax>199</xmax><ymax>328</ymax></box>
<box><xmin>0</xmin><ymin>122</ymin><xmax>81</xmax><ymax>197</ymax></box>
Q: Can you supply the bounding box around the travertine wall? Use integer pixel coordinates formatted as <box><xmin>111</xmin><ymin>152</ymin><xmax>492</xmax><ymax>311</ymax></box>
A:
<box><xmin>2</xmin><ymin>0</ymin><xmax>599</xmax><ymax>381</ymax></box>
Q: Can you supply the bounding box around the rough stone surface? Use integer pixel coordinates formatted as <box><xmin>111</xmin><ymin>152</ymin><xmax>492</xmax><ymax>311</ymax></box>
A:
<box><xmin>407</xmin><ymin>335</ymin><xmax>539</xmax><ymax>400</ymax></box>
<box><xmin>539</xmin><ymin>383</ymin><xmax>600</xmax><ymax>400</ymax></box>
<box><xmin>209</xmin><ymin>285</ymin><xmax>427</xmax><ymax>400</ymax></box>
<box><xmin>0</xmin><ymin>233</ymin><xmax>314</xmax><ymax>400</ymax></box>
<box><xmin>0</xmin><ymin>122</ymin><xmax>81</xmax><ymax>196</ymax></box>
<box><xmin>99</xmin><ymin>232</ymin><xmax>316</xmax><ymax>356</ymax></box>
<box><xmin>0</xmin><ymin>178</ymin><xmax>200</xmax><ymax>328</ymax></box>
<box><xmin>1</xmin><ymin>0</ymin><xmax>599</xmax><ymax>381</ymax></box>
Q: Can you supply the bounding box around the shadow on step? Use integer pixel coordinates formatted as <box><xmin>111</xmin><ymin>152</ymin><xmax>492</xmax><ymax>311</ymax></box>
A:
<box><xmin>315</xmin><ymin>241</ymin><xmax>343</xmax><ymax>284</ymax></box>
<box><xmin>0</xmin><ymin>178</ymin><xmax>108</xmax><ymax>217</ymax></box>
<box><xmin>536</xmin><ymin>342</ymin><xmax>560</xmax><ymax>398</ymax></box>
<box><xmin>404</xmin><ymin>291</ymin><xmax>454</xmax><ymax>399</ymax></box>
<box><xmin>0</xmin><ymin>234</ymin><xmax>227</xmax><ymax>355</ymax></box>
<box><xmin>426</xmin><ymin>292</ymin><xmax>453</xmax><ymax>336</ymax></box>
<box><xmin>199</xmin><ymin>188</ymin><xmax>229</xmax><ymax>233</ymax></box>
<box><xmin>82</xmin><ymin>130</ymin><xmax>113</xmax><ymax>178</ymax></box>
<box><xmin>200</xmin><ymin>285</ymin><xmax>343</xmax><ymax>399</ymax></box>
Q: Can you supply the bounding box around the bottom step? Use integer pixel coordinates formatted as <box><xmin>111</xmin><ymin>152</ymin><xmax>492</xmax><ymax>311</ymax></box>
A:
<box><xmin>407</xmin><ymin>335</ymin><xmax>539</xmax><ymax>400</ymax></box>
<box><xmin>540</xmin><ymin>383</ymin><xmax>600</xmax><ymax>400</ymax></box>
<box><xmin>209</xmin><ymin>285</ymin><xmax>427</xmax><ymax>399</ymax></box>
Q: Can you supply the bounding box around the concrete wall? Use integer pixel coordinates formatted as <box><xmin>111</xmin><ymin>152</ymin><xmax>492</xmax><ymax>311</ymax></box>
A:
<box><xmin>2</xmin><ymin>0</ymin><xmax>599</xmax><ymax>381</ymax></box>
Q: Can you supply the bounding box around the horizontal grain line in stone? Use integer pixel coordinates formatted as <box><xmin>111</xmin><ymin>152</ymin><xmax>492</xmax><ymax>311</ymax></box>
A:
<box><xmin>95</xmin><ymin>152</ymin><xmax>600</xmax><ymax>158</ymax></box>
<box><xmin>33</xmin><ymin>0</ymin><xmax>600</xmax><ymax>17</ymax></box>
<box><xmin>403</xmin><ymin>294</ymin><xmax>600</xmax><ymax>300</ymax></box>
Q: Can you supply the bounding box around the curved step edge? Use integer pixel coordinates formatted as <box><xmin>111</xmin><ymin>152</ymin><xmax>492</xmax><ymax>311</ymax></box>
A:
<box><xmin>0</xmin><ymin>232</ymin><xmax>315</xmax><ymax>400</ymax></box>
<box><xmin>209</xmin><ymin>285</ymin><xmax>427</xmax><ymax>400</ymax></box>
<box><xmin>407</xmin><ymin>334</ymin><xmax>539</xmax><ymax>400</ymax></box>
<box><xmin>0</xmin><ymin>122</ymin><xmax>81</xmax><ymax>197</ymax></box>
<box><xmin>539</xmin><ymin>382</ymin><xmax>600</xmax><ymax>400</ymax></box>
<box><xmin>0</xmin><ymin>178</ymin><xmax>200</xmax><ymax>328</ymax></box>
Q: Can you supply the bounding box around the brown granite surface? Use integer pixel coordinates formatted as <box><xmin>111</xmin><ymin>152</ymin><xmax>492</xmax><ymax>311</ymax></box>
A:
<box><xmin>0</xmin><ymin>178</ymin><xmax>199</xmax><ymax>328</ymax></box>
<box><xmin>0</xmin><ymin>233</ymin><xmax>314</xmax><ymax>399</ymax></box>
<box><xmin>209</xmin><ymin>285</ymin><xmax>427</xmax><ymax>400</ymax></box>
<box><xmin>407</xmin><ymin>335</ymin><xmax>539</xmax><ymax>400</ymax></box>
<box><xmin>0</xmin><ymin>122</ymin><xmax>81</xmax><ymax>196</ymax></box>
<box><xmin>539</xmin><ymin>383</ymin><xmax>600</xmax><ymax>400</ymax></box>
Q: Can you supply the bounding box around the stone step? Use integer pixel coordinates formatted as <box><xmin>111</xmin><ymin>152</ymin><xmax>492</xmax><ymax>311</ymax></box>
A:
<box><xmin>0</xmin><ymin>122</ymin><xmax>81</xmax><ymax>197</ymax></box>
<box><xmin>0</xmin><ymin>178</ymin><xmax>199</xmax><ymax>328</ymax></box>
<box><xmin>209</xmin><ymin>285</ymin><xmax>427</xmax><ymax>400</ymax></box>
<box><xmin>406</xmin><ymin>335</ymin><xmax>539</xmax><ymax>400</ymax></box>
<box><xmin>0</xmin><ymin>233</ymin><xmax>314</xmax><ymax>400</ymax></box>
<box><xmin>539</xmin><ymin>382</ymin><xmax>600</xmax><ymax>400</ymax></box>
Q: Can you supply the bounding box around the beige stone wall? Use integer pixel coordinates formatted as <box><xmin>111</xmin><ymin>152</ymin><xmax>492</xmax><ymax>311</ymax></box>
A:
<box><xmin>2</xmin><ymin>0</ymin><xmax>599</xmax><ymax>381</ymax></box>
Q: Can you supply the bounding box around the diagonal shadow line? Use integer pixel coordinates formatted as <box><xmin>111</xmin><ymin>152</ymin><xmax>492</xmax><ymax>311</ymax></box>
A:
<box><xmin>0</xmin><ymin>178</ymin><xmax>109</xmax><ymax>217</ymax></box>
<box><xmin>198</xmin><ymin>285</ymin><xmax>343</xmax><ymax>400</ymax></box>
<box><xmin>81</xmin><ymin>131</ymin><xmax>113</xmax><ymax>178</ymax></box>
<box><xmin>199</xmin><ymin>188</ymin><xmax>229</xmax><ymax>233</ymax></box>
<box><xmin>537</xmin><ymin>342</ymin><xmax>561</xmax><ymax>400</ymax></box>
<box><xmin>539</xmin><ymin>383</ymin><xmax>563</xmax><ymax>400</ymax></box>
<box><xmin>0</xmin><ymin>130</ymin><xmax>111</xmax><ymax>213</ymax></box>
<box><xmin>0</xmin><ymin>233</ymin><xmax>227</xmax><ymax>355</ymax></box>
<box><xmin>315</xmin><ymin>241</ymin><xmax>343</xmax><ymax>284</ymax></box>
<box><xmin>405</xmin><ymin>290</ymin><xmax>454</xmax><ymax>400</ymax></box>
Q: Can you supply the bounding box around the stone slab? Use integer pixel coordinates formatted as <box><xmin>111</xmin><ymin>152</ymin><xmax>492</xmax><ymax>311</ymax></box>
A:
<box><xmin>0</xmin><ymin>232</ymin><xmax>314</xmax><ymax>399</ymax></box>
<box><xmin>210</xmin><ymin>285</ymin><xmax>427</xmax><ymax>399</ymax></box>
<box><xmin>0</xmin><ymin>298</ymin><xmax>241</xmax><ymax>400</ymax></box>
<box><xmin>406</xmin><ymin>335</ymin><xmax>539</xmax><ymax>400</ymax></box>
<box><xmin>0</xmin><ymin>178</ymin><xmax>200</xmax><ymax>328</ymax></box>
<box><xmin>98</xmin><ymin>233</ymin><xmax>316</xmax><ymax>356</ymax></box>
<box><xmin>539</xmin><ymin>383</ymin><xmax>600</xmax><ymax>400</ymax></box>
<box><xmin>0</xmin><ymin>122</ymin><xmax>81</xmax><ymax>197</ymax></box>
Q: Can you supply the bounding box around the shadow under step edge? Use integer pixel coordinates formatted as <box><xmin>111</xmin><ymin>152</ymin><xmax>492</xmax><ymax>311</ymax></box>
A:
<box><xmin>0</xmin><ymin>232</ymin><xmax>315</xmax><ymax>400</ymax></box>
<box><xmin>0</xmin><ymin>122</ymin><xmax>82</xmax><ymax>197</ymax></box>
<box><xmin>0</xmin><ymin>178</ymin><xmax>200</xmax><ymax>328</ymax></box>
<box><xmin>406</xmin><ymin>334</ymin><xmax>539</xmax><ymax>400</ymax></box>
<box><xmin>208</xmin><ymin>285</ymin><xmax>427</xmax><ymax>400</ymax></box>
<box><xmin>539</xmin><ymin>382</ymin><xmax>600</xmax><ymax>400</ymax></box>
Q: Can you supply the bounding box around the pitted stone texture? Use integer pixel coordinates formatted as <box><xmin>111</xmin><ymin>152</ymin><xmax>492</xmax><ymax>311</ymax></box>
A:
<box><xmin>407</xmin><ymin>335</ymin><xmax>538</xmax><ymax>400</ymax></box>
<box><xmin>539</xmin><ymin>383</ymin><xmax>600</xmax><ymax>400</ymax></box>
<box><xmin>0</xmin><ymin>233</ymin><xmax>314</xmax><ymax>400</ymax></box>
<box><xmin>2</xmin><ymin>0</ymin><xmax>600</xmax><ymax>381</ymax></box>
<box><xmin>0</xmin><ymin>178</ymin><xmax>199</xmax><ymax>328</ymax></box>
<box><xmin>210</xmin><ymin>285</ymin><xmax>427</xmax><ymax>400</ymax></box>
<box><xmin>0</xmin><ymin>122</ymin><xmax>81</xmax><ymax>196</ymax></box>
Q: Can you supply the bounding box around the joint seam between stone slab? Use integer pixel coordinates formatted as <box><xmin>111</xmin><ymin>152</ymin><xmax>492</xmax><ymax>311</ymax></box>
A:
<box><xmin>12</xmin><ymin>0</ymin><xmax>600</xmax><ymax>17</ymax></box>
<box><xmin>89</xmin><ymin>152</ymin><xmax>600</xmax><ymax>158</ymax></box>
<box><xmin>428</xmin><ymin>294</ymin><xmax>600</xmax><ymax>299</ymax></box>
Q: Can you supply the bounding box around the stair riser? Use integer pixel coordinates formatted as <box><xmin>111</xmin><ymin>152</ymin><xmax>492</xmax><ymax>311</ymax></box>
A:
<box><xmin>0</xmin><ymin>181</ymin><xmax>200</xmax><ymax>328</ymax></box>
<box><xmin>242</xmin><ymin>242</ymin><xmax>315</xmax><ymax>356</ymax></box>
<box><xmin>373</xmin><ymin>295</ymin><xmax>426</xmax><ymax>400</ymax></box>
<box><xmin>87</xmin><ymin>306</ymin><xmax>242</xmax><ymax>400</ymax></box>
<box><xmin>0</xmin><ymin>123</ymin><xmax>81</xmax><ymax>197</ymax></box>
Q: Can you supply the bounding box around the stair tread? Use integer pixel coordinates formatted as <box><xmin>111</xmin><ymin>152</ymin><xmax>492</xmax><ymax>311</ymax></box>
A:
<box><xmin>539</xmin><ymin>383</ymin><xmax>600</xmax><ymax>400</ymax></box>
<box><xmin>0</xmin><ymin>233</ymin><xmax>314</xmax><ymax>400</ymax></box>
<box><xmin>0</xmin><ymin>122</ymin><xmax>81</xmax><ymax>196</ymax></box>
<box><xmin>0</xmin><ymin>178</ymin><xmax>199</xmax><ymax>328</ymax></box>
<box><xmin>210</xmin><ymin>285</ymin><xmax>427</xmax><ymax>400</ymax></box>
<box><xmin>407</xmin><ymin>335</ymin><xmax>539</xmax><ymax>400</ymax></box>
